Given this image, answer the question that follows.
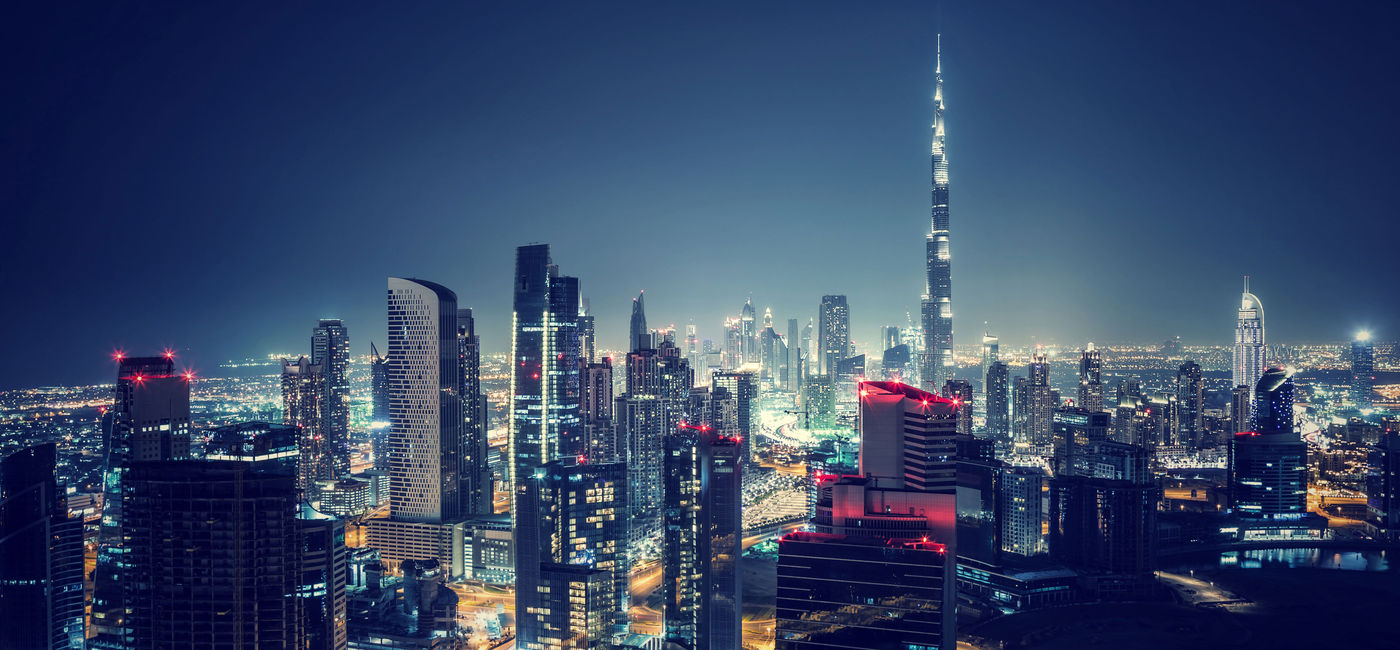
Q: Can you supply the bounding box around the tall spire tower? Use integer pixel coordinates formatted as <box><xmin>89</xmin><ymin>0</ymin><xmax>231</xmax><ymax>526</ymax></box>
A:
<box><xmin>921</xmin><ymin>34</ymin><xmax>954</xmax><ymax>388</ymax></box>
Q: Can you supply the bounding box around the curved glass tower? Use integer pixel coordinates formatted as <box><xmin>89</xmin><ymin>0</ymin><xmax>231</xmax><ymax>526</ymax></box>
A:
<box><xmin>1232</xmin><ymin>277</ymin><xmax>1266</xmax><ymax>400</ymax></box>
<box><xmin>921</xmin><ymin>35</ymin><xmax>953</xmax><ymax>388</ymax></box>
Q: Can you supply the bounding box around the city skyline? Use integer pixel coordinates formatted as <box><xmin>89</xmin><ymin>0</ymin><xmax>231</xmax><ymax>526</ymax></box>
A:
<box><xmin>4</xmin><ymin>3</ymin><xmax>1398</xmax><ymax>388</ymax></box>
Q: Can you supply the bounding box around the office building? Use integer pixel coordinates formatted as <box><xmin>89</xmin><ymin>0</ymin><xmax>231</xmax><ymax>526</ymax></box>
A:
<box><xmin>955</xmin><ymin>435</ymin><xmax>1001</xmax><ymax>567</ymax></box>
<box><xmin>981</xmin><ymin>332</ymin><xmax>999</xmax><ymax>389</ymax></box>
<box><xmin>712</xmin><ymin>369</ymin><xmax>758</xmax><ymax>464</ymax></box>
<box><xmin>1026</xmin><ymin>353</ymin><xmax>1053</xmax><ymax>446</ymax></box>
<box><xmin>858</xmin><ymin>381</ymin><xmax>958</xmax><ymax>492</ymax></box>
<box><xmin>1231</xmin><ymin>384</ymin><xmax>1253</xmax><ymax>435</ymax></box>
<box><xmin>663</xmin><ymin>425</ymin><xmax>744</xmax><ymax>650</ymax></box>
<box><xmin>1048</xmin><ymin>439</ymin><xmax>1157</xmax><ymax>596</ymax></box>
<box><xmin>787</xmin><ymin>318</ymin><xmax>803</xmax><ymax>394</ymax></box>
<box><xmin>579</xmin><ymin>299</ymin><xmax>597</xmax><ymax>364</ymax></box>
<box><xmin>0</xmin><ymin>444</ymin><xmax>85</xmax><ymax>650</ymax></box>
<box><xmin>582</xmin><ymin>359</ymin><xmax>616</xmax><ymax>461</ymax></box>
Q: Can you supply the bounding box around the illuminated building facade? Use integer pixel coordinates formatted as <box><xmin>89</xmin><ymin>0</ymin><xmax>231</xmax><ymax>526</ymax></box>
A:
<box><xmin>312</xmin><ymin>318</ymin><xmax>351</xmax><ymax>477</ymax></box>
<box><xmin>858</xmin><ymin>381</ymin><xmax>958</xmax><ymax>492</ymax></box>
<box><xmin>1353</xmin><ymin>331</ymin><xmax>1375</xmax><ymax>409</ymax></box>
<box><xmin>1051</xmin><ymin>407</ymin><xmax>1110</xmax><ymax>477</ymax></box>
<box><xmin>518</xmin><ymin>459</ymin><xmax>630</xmax><ymax>644</ymax></box>
<box><xmin>1026</xmin><ymin>353</ymin><xmax>1053</xmax><ymax>446</ymax></box>
<box><xmin>712</xmin><ymin>369</ymin><xmax>758</xmax><ymax>464</ymax></box>
<box><xmin>921</xmin><ymin>37</ymin><xmax>954</xmax><ymax>390</ymax></box>
<box><xmin>282</xmin><ymin>355</ymin><xmax>328</xmax><ymax>494</ymax></box>
<box><xmin>942</xmin><ymin>379</ymin><xmax>973</xmax><ymax>436</ymax></box>
<box><xmin>999</xmin><ymin>466</ymin><xmax>1046</xmax><ymax>557</ymax></box>
<box><xmin>1229</xmin><ymin>368</ymin><xmax>1308</xmax><ymax>521</ymax></box>
<box><xmin>1176</xmin><ymin>361</ymin><xmax>1204</xmax><ymax>448</ymax></box>
<box><xmin>663</xmin><ymin>426</ymin><xmax>744</xmax><ymax>650</ymax></box>
<box><xmin>1233</xmin><ymin>278</ymin><xmax>1267</xmax><ymax>401</ymax></box>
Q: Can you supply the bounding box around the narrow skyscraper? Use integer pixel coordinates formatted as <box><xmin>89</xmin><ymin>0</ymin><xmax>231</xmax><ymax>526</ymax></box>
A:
<box><xmin>630</xmin><ymin>291</ymin><xmax>649</xmax><ymax>351</ymax></box>
<box><xmin>459</xmin><ymin>307</ymin><xmax>493</xmax><ymax>515</ymax></box>
<box><xmin>817</xmin><ymin>295</ymin><xmax>850</xmax><ymax>377</ymax></box>
<box><xmin>921</xmin><ymin>35</ymin><xmax>954</xmax><ymax>389</ymax></box>
<box><xmin>1353</xmin><ymin>330</ymin><xmax>1375</xmax><ymax>409</ymax></box>
<box><xmin>1233</xmin><ymin>277</ymin><xmax>1267</xmax><ymax>402</ymax></box>
<box><xmin>0</xmin><ymin>444</ymin><xmax>85</xmax><ymax>650</ymax></box>
<box><xmin>1077</xmin><ymin>344</ymin><xmax>1104</xmax><ymax>412</ymax></box>
<box><xmin>312</xmin><ymin>318</ymin><xmax>351</xmax><ymax>477</ymax></box>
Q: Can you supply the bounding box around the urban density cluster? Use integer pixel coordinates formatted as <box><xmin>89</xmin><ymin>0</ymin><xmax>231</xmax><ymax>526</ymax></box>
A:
<box><xmin>2</xmin><ymin>40</ymin><xmax>1398</xmax><ymax>650</ymax></box>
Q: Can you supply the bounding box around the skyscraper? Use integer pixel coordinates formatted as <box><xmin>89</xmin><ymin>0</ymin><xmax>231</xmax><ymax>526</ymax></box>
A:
<box><xmin>1229</xmin><ymin>368</ymin><xmax>1307</xmax><ymax>520</ymax></box>
<box><xmin>1077</xmin><ymin>344</ymin><xmax>1104</xmax><ymax>412</ymax></box>
<box><xmin>740</xmin><ymin>298</ymin><xmax>758</xmax><ymax>364</ymax></box>
<box><xmin>579</xmin><ymin>298</ymin><xmax>596</xmax><ymax>364</ymax></box>
<box><xmin>370</xmin><ymin>342</ymin><xmax>390</xmax><ymax>470</ymax></box>
<box><xmin>817</xmin><ymin>295</ymin><xmax>850</xmax><ymax>376</ymax></box>
<box><xmin>1353</xmin><ymin>331</ymin><xmax>1375</xmax><ymax>409</ymax></box>
<box><xmin>1365</xmin><ymin>431</ymin><xmax>1400</xmax><ymax>541</ymax></box>
<box><xmin>985</xmin><ymin>361</ymin><xmax>1010</xmax><ymax>439</ymax></box>
<box><xmin>981</xmin><ymin>331</ymin><xmax>999</xmax><ymax>388</ymax></box>
<box><xmin>0</xmin><ymin>444</ymin><xmax>85</xmax><ymax>650</ymax></box>
<box><xmin>1233</xmin><ymin>277</ymin><xmax>1267</xmax><ymax>402</ymax></box>
<box><xmin>1027</xmin><ymin>353</ymin><xmax>1054</xmax><ymax>446</ymax></box>
<box><xmin>663</xmin><ymin>425</ymin><xmax>744</xmax><ymax>650</ymax></box>
<box><xmin>617</xmin><ymin>393</ymin><xmax>665</xmax><ymax>542</ymax></box>
<box><xmin>517</xmin><ymin>459</ymin><xmax>630</xmax><ymax>644</ymax></box>
<box><xmin>459</xmin><ymin>308</ymin><xmax>493</xmax><ymax>515</ymax></box>
<box><xmin>312</xmin><ymin>318</ymin><xmax>351</xmax><ymax>478</ymax></box>
<box><xmin>92</xmin><ymin>354</ymin><xmax>192</xmax><ymax>648</ymax></box>
<box><xmin>1000</xmin><ymin>466</ymin><xmax>1046</xmax><ymax>557</ymax></box>
<box><xmin>1048</xmin><ymin>440</ymin><xmax>1157</xmax><ymax>597</ymax></box>
<box><xmin>283</xmin><ymin>355</ymin><xmax>328</xmax><ymax>494</ymax></box>
<box><xmin>1176</xmin><ymin>361</ymin><xmax>1204</xmax><ymax>448</ymax></box>
<box><xmin>942</xmin><ymin>379</ymin><xmax>974</xmax><ymax>436</ymax></box>
<box><xmin>122</xmin><ymin>459</ymin><xmax>308</xmax><ymax>647</ymax></box>
<box><xmin>859</xmin><ymin>381</ymin><xmax>958</xmax><ymax>492</ymax></box>
<box><xmin>787</xmin><ymin>318</ymin><xmax>803</xmax><ymax>394</ymax></box>
<box><xmin>386</xmin><ymin>278</ymin><xmax>463</xmax><ymax>523</ymax></box>
<box><xmin>712</xmin><ymin>369</ymin><xmax>759</xmax><ymax>464</ymax></box>
<box><xmin>630</xmin><ymin>291</ymin><xmax>649</xmax><ymax>351</ymax></box>
<box><xmin>582</xmin><ymin>358</ymin><xmax>616</xmax><ymax>461</ymax></box>
<box><xmin>921</xmin><ymin>36</ymin><xmax>954</xmax><ymax>390</ymax></box>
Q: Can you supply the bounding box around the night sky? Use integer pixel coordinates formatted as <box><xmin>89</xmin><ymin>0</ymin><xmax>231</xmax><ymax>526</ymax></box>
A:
<box><xmin>4</xmin><ymin>2</ymin><xmax>1397</xmax><ymax>388</ymax></box>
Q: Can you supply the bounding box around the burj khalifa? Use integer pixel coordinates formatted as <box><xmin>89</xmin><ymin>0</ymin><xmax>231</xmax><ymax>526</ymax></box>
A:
<box><xmin>921</xmin><ymin>36</ymin><xmax>953</xmax><ymax>389</ymax></box>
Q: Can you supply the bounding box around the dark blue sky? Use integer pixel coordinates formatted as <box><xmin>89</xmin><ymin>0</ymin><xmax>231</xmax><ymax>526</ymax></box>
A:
<box><xmin>4</xmin><ymin>2</ymin><xmax>1397</xmax><ymax>388</ymax></box>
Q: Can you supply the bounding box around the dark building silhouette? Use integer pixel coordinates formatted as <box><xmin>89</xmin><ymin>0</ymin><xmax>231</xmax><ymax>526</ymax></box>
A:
<box><xmin>312</xmin><ymin>319</ymin><xmax>351</xmax><ymax>478</ymax></box>
<box><xmin>777</xmin><ymin>533</ymin><xmax>951</xmax><ymax>650</ymax></box>
<box><xmin>1048</xmin><ymin>440</ymin><xmax>1157</xmax><ymax>597</ymax></box>
<box><xmin>1229</xmin><ymin>368</ymin><xmax>1307</xmax><ymax>519</ymax></box>
<box><xmin>1366</xmin><ymin>431</ymin><xmax>1400</xmax><ymax>540</ymax></box>
<box><xmin>985</xmin><ymin>361</ymin><xmax>1010</xmax><ymax>439</ymax></box>
<box><xmin>458</xmin><ymin>308</ymin><xmax>493</xmax><ymax>515</ymax></box>
<box><xmin>92</xmin><ymin>355</ymin><xmax>192</xmax><ymax>648</ymax></box>
<box><xmin>0</xmin><ymin>444</ymin><xmax>85</xmax><ymax>649</ymax></box>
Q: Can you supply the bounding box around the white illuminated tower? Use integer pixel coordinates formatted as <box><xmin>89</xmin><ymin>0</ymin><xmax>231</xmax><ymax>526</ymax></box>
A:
<box><xmin>921</xmin><ymin>35</ymin><xmax>953</xmax><ymax>389</ymax></box>
<box><xmin>1233</xmin><ymin>276</ymin><xmax>1267</xmax><ymax>402</ymax></box>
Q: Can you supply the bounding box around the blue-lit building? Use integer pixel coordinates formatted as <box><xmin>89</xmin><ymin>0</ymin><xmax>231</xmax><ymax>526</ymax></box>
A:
<box><xmin>1227</xmin><ymin>367</ymin><xmax>1324</xmax><ymax>540</ymax></box>
<box><xmin>663</xmin><ymin>426</ymin><xmax>743</xmax><ymax>650</ymax></box>
<box><xmin>0</xmin><ymin>444</ymin><xmax>85</xmax><ymax>649</ymax></box>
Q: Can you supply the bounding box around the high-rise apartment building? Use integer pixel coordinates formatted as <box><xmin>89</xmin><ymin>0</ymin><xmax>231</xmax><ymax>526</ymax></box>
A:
<box><xmin>1027</xmin><ymin>353</ymin><xmax>1054</xmax><ymax>446</ymax></box>
<box><xmin>1000</xmin><ymin>466</ymin><xmax>1046</xmax><ymax>557</ymax></box>
<box><xmin>1176</xmin><ymin>361</ymin><xmax>1204</xmax><ymax>448</ymax></box>
<box><xmin>0</xmin><ymin>444</ymin><xmax>85</xmax><ymax>650</ymax></box>
<box><xmin>712</xmin><ymin>369</ymin><xmax>758</xmax><ymax>464</ymax></box>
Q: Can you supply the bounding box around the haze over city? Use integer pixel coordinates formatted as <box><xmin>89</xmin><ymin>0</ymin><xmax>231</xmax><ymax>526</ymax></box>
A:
<box><xmin>5</xmin><ymin>2</ymin><xmax>1397</xmax><ymax>388</ymax></box>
